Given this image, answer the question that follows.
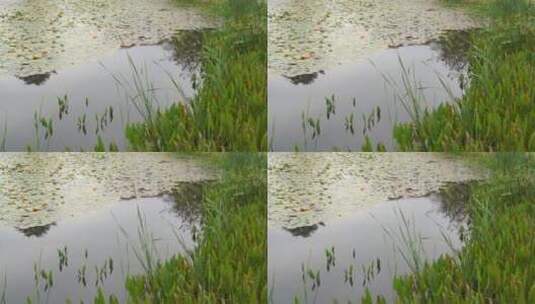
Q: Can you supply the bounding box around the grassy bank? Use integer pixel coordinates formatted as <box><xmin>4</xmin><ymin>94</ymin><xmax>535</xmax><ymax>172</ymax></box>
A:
<box><xmin>90</xmin><ymin>153</ymin><xmax>267</xmax><ymax>303</ymax></box>
<box><xmin>125</xmin><ymin>0</ymin><xmax>267</xmax><ymax>152</ymax></box>
<box><xmin>381</xmin><ymin>3</ymin><xmax>535</xmax><ymax>285</ymax></box>
<box><xmin>394</xmin><ymin>0</ymin><xmax>535</xmax><ymax>151</ymax></box>
<box><xmin>365</xmin><ymin>153</ymin><xmax>535</xmax><ymax>303</ymax></box>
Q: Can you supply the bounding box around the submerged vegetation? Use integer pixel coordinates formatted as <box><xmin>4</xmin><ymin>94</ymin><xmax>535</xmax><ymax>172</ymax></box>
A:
<box><xmin>126</xmin><ymin>0</ymin><xmax>267</xmax><ymax>152</ymax></box>
<box><xmin>394</xmin><ymin>0</ymin><xmax>535</xmax><ymax>151</ymax></box>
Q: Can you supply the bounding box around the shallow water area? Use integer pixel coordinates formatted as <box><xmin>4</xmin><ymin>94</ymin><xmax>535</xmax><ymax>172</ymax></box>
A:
<box><xmin>0</xmin><ymin>39</ymin><xmax>202</xmax><ymax>151</ymax></box>
<box><xmin>0</xmin><ymin>196</ymin><xmax>200</xmax><ymax>303</ymax></box>
<box><xmin>268</xmin><ymin>192</ymin><xmax>470</xmax><ymax>303</ymax></box>
<box><xmin>269</xmin><ymin>33</ymin><xmax>471</xmax><ymax>151</ymax></box>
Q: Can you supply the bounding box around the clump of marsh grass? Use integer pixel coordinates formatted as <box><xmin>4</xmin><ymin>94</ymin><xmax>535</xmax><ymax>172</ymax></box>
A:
<box><xmin>379</xmin><ymin>56</ymin><xmax>434</xmax><ymax>151</ymax></box>
<box><xmin>486</xmin><ymin>0</ymin><xmax>534</xmax><ymax>18</ymax></box>
<box><xmin>125</xmin><ymin>0</ymin><xmax>267</xmax><ymax>152</ymax></box>
<box><xmin>394</xmin><ymin>0</ymin><xmax>535</xmax><ymax>152</ymax></box>
<box><xmin>379</xmin><ymin>209</ymin><xmax>426</xmax><ymax>275</ymax></box>
<box><xmin>385</xmin><ymin>153</ymin><xmax>535</xmax><ymax>302</ymax></box>
<box><xmin>122</xmin><ymin>153</ymin><xmax>267</xmax><ymax>303</ymax></box>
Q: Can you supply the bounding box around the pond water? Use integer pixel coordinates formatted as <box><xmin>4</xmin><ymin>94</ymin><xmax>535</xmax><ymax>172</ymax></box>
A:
<box><xmin>269</xmin><ymin>31</ymin><xmax>472</xmax><ymax>151</ymax></box>
<box><xmin>268</xmin><ymin>188</ymin><xmax>470</xmax><ymax>303</ymax></box>
<box><xmin>0</xmin><ymin>195</ymin><xmax>200</xmax><ymax>303</ymax></box>
<box><xmin>268</xmin><ymin>153</ymin><xmax>485</xmax><ymax>302</ymax></box>
<box><xmin>0</xmin><ymin>38</ymin><xmax>202</xmax><ymax>151</ymax></box>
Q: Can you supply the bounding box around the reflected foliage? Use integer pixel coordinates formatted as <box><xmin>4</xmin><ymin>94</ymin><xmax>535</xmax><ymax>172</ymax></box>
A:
<box><xmin>284</xmin><ymin>222</ymin><xmax>324</xmax><ymax>238</ymax></box>
<box><xmin>434</xmin><ymin>182</ymin><xmax>474</xmax><ymax>225</ymax></box>
<box><xmin>429</xmin><ymin>29</ymin><xmax>475</xmax><ymax>73</ymax></box>
<box><xmin>17</xmin><ymin>223</ymin><xmax>55</xmax><ymax>237</ymax></box>
<box><xmin>170</xmin><ymin>30</ymin><xmax>206</xmax><ymax>72</ymax></box>
<box><xmin>16</xmin><ymin>72</ymin><xmax>53</xmax><ymax>86</ymax></box>
<box><xmin>286</xmin><ymin>71</ymin><xmax>323</xmax><ymax>85</ymax></box>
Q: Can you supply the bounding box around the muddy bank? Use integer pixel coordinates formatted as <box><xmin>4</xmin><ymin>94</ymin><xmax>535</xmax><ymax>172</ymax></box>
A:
<box><xmin>0</xmin><ymin>0</ymin><xmax>218</xmax><ymax>78</ymax></box>
<box><xmin>268</xmin><ymin>0</ymin><xmax>478</xmax><ymax>76</ymax></box>
<box><xmin>0</xmin><ymin>153</ymin><xmax>218</xmax><ymax>229</ymax></box>
<box><xmin>268</xmin><ymin>153</ymin><xmax>486</xmax><ymax>228</ymax></box>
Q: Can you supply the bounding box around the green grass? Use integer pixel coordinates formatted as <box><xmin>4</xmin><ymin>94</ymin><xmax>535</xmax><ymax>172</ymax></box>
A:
<box><xmin>383</xmin><ymin>3</ymin><xmax>535</xmax><ymax>301</ymax></box>
<box><xmin>112</xmin><ymin>153</ymin><xmax>267</xmax><ymax>303</ymax></box>
<box><xmin>125</xmin><ymin>0</ymin><xmax>267</xmax><ymax>152</ymax></box>
<box><xmin>394</xmin><ymin>0</ymin><xmax>535</xmax><ymax>152</ymax></box>
<box><xmin>365</xmin><ymin>153</ymin><xmax>535</xmax><ymax>303</ymax></box>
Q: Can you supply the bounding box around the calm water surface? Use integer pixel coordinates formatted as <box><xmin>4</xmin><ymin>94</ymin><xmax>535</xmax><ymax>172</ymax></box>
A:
<box><xmin>269</xmin><ymin>32</ymin><xmax>470</xmax><ymax>151</ymax></box>
<box><xmin>0</xmin><ymin>37</ymin><xmax>201</xmax><ymax>151</ymax></box>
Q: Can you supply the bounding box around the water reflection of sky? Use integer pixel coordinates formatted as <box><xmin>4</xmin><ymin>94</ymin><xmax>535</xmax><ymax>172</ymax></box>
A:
<box><xmin>269</xmin><ymin>41</ymin><xmax>469</xmax><ymax>151</ymax></box>
<box><xmin>0</xmin><ymin>41</ymin><xmax>201</xmax><ymax>151</ymax></box>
